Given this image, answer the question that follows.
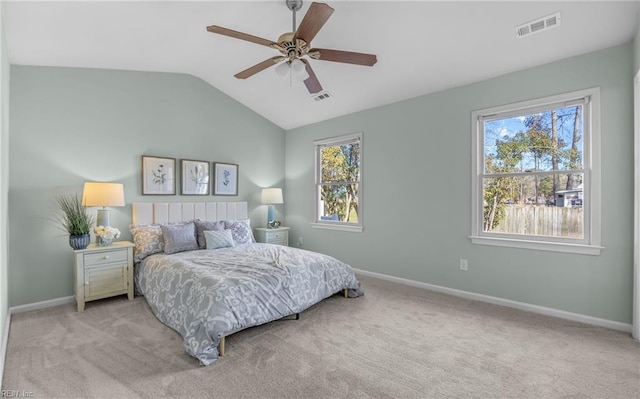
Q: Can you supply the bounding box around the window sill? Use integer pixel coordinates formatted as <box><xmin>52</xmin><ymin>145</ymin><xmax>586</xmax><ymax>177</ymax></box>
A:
<box><xmin>469</xmin><ymin>235</ymin><xmax>603</xmax><ymax>255</ymax></box>
<box><xmin>311</xmin><ymin>223</ymin><xmax>363</xmax><ymax>233</ymax></box>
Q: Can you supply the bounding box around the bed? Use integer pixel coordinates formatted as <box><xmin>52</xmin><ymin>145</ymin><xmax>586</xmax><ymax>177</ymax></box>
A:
<box><xmin>131</xmin><ymin>202</ymin><xmax>363</xmax><ymax>366</ymax></box>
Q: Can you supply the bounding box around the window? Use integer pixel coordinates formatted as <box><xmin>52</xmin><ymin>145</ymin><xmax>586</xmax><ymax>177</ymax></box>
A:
<box><xmin>313</xmin><ymin>133</ymin><xmax>363</xmax><ymax>232</ymax></box>
<box><xmin>471</xmin><ymin>88</ymin><xmax>602</xmax><ymax>255</ymax></box>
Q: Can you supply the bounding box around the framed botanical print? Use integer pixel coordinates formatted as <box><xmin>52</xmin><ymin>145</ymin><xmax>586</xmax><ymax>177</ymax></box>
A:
<box><xmin>213</xmin><ymin>162</ymin><xmax>238</xmax><ymax>196</ymax></box>
<box><xmin>181</xmin><ymin>159</ymin><xmax>210</xmax><ymax>195</ymax></box>
<box><xmin>142</xmin><ymin>156</ymin><xmax>176</xmax><ymax>195</ymax></box>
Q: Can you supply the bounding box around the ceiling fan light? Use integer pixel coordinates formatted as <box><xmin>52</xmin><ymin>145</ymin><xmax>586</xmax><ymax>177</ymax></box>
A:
<box><xmin>275</xmin><ymin>61</ymin><xmax>290</xmax><ymax>78</ymax></box>
<box><xmin>296</xmin><ymin>69</ymin><xmax>310</xmax><ymax>82</ymax></box>
<box><xmin>290</xmin><ymin>58</ymin><xmax>304</xmax><ymax>73</ymax></box>
<box><xmin>291</xmin><ymin>59</ymin><xmax>309</xmax><ymax>81</ymax></box>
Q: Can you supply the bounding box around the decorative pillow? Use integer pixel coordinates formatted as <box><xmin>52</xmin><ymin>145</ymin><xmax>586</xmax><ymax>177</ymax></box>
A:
<box><xmin>161</xmin><ymin>222</ymin><xmax>198</xmax><ymax>255</ymax></box>
<box><xmin>204</xmin><ymin>229</ymin><xmax>235</xmax><ymax>250</ymax></box>
<box><xmin>194</xmin><ymin>220</ymin><xmax>226</xmax><ymax>249</ymax></box>
<box><xmin>224</xmin><ymin>219</ymin><xmax>255</xmax><ymax>245</ymax></box>
<box><xmin>130</xmin><ymin>224</ymin><xmax>164</xmax><ymax>263</ymax></box>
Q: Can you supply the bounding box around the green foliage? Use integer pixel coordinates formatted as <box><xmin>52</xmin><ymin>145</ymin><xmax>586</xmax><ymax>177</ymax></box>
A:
<box><xmin>56</xmin><ymin>194</ymin><xmax>94</xmax><ymax>235</ymax></box>
<box><xmin>495</xmin><ymin>133</ymin><xmax>526</xmax><ymax>168</ymax></box>
<box><xmin>483</xmin><ymin>156</ymin><xmax>519</xmax><ymax>230</ymax></box>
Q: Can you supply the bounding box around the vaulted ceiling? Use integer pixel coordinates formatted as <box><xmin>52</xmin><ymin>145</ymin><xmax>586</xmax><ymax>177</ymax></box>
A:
<box><xmin>4</xmin><ymin>1</ymin><xmax>639</xmax><ymax>129</ymax></box>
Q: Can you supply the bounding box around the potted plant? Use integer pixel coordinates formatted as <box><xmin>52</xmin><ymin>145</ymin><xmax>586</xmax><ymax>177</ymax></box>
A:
<box><xmin>56</xmin><ymin>194</ymin><xmax>94</xmax><ymax>250</ymax></box>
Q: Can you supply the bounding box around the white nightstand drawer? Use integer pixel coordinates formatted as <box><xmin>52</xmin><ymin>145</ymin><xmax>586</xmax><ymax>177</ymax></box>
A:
<box><xmin>84</xmin><ymin>249</ymin><xmax>128</xmax><ymax>267</ymax></box>
<box><xmin>268</xmin><ymin>232</ymin><xmax>285</xmax><ymax>240</ymax></box>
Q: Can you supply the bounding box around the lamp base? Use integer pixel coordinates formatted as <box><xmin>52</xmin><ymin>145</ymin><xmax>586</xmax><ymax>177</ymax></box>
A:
<box><xmin>96</xmin><ymin>208</ymin><xmax>111</xmax><ymax>227</ymax></box>
<box><xmin>267</xmin><ymin>205</ymin><xmax>275</xmax><ymax>228</ymax></box>
<box><xmin>96</xmin><ymin>208</ymin><xmax>110</xmax><ymax>245</ymax></box>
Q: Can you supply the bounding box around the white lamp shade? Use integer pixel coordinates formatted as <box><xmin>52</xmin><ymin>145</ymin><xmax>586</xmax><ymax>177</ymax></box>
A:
<box><xmin>261</xmin><ymin>188</ymin><xmax>283</xmax><ymax>204</ymax></box>
<box><xmin>82</xmin><ymin>182</ymin><xmax>125</xmax><ymax>207</ymax></box>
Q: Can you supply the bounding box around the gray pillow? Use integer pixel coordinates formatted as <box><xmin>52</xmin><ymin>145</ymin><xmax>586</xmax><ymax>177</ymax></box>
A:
<box><xmin>224</xmin><ymin>219</ymin><xmax>255</xmax><ymax>245</ymax></box>
<box><xmin>195</xmin><ymin>220</ymin><xmax>225</xmax><ymax>249</ymax></box>
<box><xmin>161</xmin><ymin>222</ymin><xmax>198</xmax><ymax>254</ymax></box>
<box><xmin>204</xmin><ymin>229</ymin><xmax>235</xmax><ymax>249</ymax></box>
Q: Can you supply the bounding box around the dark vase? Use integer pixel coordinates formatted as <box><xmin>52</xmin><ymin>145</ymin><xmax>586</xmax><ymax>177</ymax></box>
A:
<box><xmin>69</xmin><ymin>233</ymin><xmax>90</xmax><ymax>250</ymax></box>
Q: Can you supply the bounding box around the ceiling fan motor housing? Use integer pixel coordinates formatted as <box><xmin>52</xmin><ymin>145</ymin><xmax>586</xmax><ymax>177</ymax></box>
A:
<box><xmin>275</xmin><ymin>33</ymin><xmax>308</xmax><ymax>60</ymax></box>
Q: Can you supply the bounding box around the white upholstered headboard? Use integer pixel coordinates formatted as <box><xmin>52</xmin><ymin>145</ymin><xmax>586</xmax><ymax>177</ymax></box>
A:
<box><xmin>132</xmin><ymin>202</ymin><xmax>248</xmax><ymax>225</ymax></box>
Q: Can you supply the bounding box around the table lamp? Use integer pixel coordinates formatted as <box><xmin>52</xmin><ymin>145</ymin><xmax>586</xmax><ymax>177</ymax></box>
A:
<box><xmin>261</xmin><ymin>188</ymin><xmax>283</xmax><ymax>228</ymax></box>
<box><xmin>82</xmin><ymin>182</ymin><xmax>125</xmax><ymax>228</ymax></box>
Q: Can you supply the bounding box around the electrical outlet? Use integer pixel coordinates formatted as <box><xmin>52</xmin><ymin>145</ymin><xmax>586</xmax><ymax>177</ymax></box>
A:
<box><xmin>459</xmin><ymin>259</ymin><xmax>468</xmax><ymax>271</ymax></box>
<box><xmin>297</xmin><ymin>236</ymin><xmax>304</xmax><ymax>247</ymax></box>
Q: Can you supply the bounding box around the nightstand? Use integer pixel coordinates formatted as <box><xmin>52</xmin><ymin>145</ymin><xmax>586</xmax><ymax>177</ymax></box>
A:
<box><xmin>73</xmin><ymin>241</ymin><xmax>134</xmax><ymax>312</ymax></box>
<box><xmin>254</xmin><ymin>227</ymin><xmax>290</xmax><ymax>246</ymax></box>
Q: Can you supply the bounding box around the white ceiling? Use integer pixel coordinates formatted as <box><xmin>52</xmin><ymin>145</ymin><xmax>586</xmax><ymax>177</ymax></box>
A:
<box><xmin>4</xmin><ymin>1</ymin><xmax>639</xmax><ymax>130</ymax></box>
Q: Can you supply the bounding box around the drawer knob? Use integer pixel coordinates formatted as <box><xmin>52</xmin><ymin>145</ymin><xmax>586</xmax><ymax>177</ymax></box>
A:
<box><xmin>103</xmin><ymin>255</ymin><xmax>110</xmax><ymax>260</ymax></box>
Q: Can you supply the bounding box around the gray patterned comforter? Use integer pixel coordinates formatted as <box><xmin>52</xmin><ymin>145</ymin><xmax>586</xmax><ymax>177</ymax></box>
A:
<box><xmin>135</xmin><ymin>243</ymin><xmax>363</xmax><ymax>365</ymax></box>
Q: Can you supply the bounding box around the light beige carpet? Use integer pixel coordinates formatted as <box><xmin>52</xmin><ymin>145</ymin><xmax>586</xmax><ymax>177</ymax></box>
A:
<box><xmin>2</xmin><ymin>275</ymin><xmax>640</xmax><ymax>399</ymax></box>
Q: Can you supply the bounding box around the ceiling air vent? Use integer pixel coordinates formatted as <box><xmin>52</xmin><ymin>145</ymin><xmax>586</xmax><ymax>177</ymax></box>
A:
<box><xmin>516</xmin><ymin>12</ymin><xmax>561</xmax><ymax>38</ymax></box>
<box><xmin>312</xmin><ymin>91</ymin><xmax>333</xmax><ymax>102</ymax></box>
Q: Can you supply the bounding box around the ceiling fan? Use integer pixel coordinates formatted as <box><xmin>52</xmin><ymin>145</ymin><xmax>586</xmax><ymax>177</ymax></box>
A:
<box><xmin>206</xmin><ymin>0</ymin><xmax>377</xmax><ymax>95</ymax></box>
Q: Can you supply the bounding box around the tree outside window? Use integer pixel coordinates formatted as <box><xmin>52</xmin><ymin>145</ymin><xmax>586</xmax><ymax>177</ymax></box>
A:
<box><xmin>314</xmin><ymin>133</ymin><xmax>363</xmax><ymax>232</ymax></box>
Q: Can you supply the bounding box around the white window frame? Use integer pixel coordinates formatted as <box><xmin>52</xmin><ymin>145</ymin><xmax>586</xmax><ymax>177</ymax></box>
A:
<box><xmin>312</xmin><ymin>132</ymin><xmax>363</xmax><ymax>232</ymax></box>
<box><xmin>470</xmin><ymin>88</ymin><xmax>602</xmax><ymax>255</ymax></box>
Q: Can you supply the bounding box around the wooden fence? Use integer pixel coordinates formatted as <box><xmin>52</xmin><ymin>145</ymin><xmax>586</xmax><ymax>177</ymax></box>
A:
<box><xmin>492</xmin><ymin>205</ymin><xmax>583</xmax><ymax>238</ymax></box>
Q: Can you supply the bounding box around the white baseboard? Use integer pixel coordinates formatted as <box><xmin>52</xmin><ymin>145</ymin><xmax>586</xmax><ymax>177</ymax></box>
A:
<box><xmin>354</xmin><ymin>268</ymin><xmax>632</xmax><ymax>334</ymax></box>
<box><xmin>10</xmin><ymin>296</ymin><xmax>74</xmax><ymax>315</ymax></box>
<box><xmin>0</xmin><ymin>312</ymin><xmax>10</xmax><ymax>389</ymax></box>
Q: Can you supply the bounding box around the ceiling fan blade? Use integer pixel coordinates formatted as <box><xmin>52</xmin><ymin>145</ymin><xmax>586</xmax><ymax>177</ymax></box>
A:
<box><xmin>293</xmin><ymin>2</ymin><xmax>334</xmax><ymax>44</ymax></box>
<box><xmin>234</xmin><ymin>57</ymin><xmax>285</xmax><ymax>79</ymax></box>
<box><xmin>310</xmin><ymin>48</ymin><xmax>377</xmax><ymax>66</ymax></box>
<box><xmin>301</xmin><ymin>59</ymin><xmax>323</xmax><ymax>94</ymax></box>
<box><xmin>207</xmin><ymin>25</ymin><xmax>276</xmax><ymax>48</ymax></box>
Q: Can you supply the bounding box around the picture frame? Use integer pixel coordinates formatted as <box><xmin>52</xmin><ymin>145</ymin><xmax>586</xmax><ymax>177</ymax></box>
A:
<box><xmin>141</xmin><ymin>156</ymin><xmax>176</xmax><ymax>195</ymax></box>
<box><xmin>213</xmin><ymin>162</ymin><xmax>238</xmax><ymax>196</ymax></box>
<box><xmin>181</xmin><ymin>159</ymin><xmax>210</xmax><ymax>195</ymax></box>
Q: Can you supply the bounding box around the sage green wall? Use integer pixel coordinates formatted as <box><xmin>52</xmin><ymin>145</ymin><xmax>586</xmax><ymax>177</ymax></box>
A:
<box><xmin>634</xmin><ymin>23</ymin><xmax>640</xmax><ymax>75</ymax></box>
<box><xmin>285</xmin><ymin>43</ymin><xmax>634</xmax><ymax>324</ymax></box>
<box><xmin>9</xmin><ymin>66</ymin><xmax>285</xmax><ymax>306</ymax></box>
<box><xmin>0</xmin><ymin>1</ymin><xmax>10</xmax><ymax>367</ymax></box>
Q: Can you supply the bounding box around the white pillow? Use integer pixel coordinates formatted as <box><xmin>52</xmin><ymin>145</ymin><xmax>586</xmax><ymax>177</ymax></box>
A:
<box><xmin>204</xmin><ymin>229</ymin><xmax>235</xmax><ymax>250</ymax></box>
